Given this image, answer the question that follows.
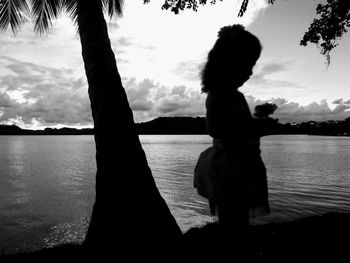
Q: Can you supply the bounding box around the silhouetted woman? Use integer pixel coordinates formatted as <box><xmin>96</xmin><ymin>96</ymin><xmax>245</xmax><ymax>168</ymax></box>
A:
<box><xmin>194</xmin><ymin>24</ymin><xmax>274</xmax><ymax>250</ymax></box>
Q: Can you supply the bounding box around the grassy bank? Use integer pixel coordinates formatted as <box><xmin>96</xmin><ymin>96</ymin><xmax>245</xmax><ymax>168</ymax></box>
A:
<box><xmin>2</xmin><ymin>212</ymin><xmax>349</xmax><ymax>260</ymax></box>
<box><xmin>184</xmin><ymin>212</ymin><xmax>350</xmax><ymax>260</ymax></box>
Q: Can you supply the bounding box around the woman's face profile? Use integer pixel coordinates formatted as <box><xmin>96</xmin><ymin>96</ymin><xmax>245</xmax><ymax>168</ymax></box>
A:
<box><xmin>231</xmin><ymin>58</ymin><xmax>257</xmax><ymax>88</ymax></box>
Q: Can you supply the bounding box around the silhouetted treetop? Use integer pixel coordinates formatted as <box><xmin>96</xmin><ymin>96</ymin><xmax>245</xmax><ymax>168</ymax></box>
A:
<box><xmin>3</xmin><ymin>0</ymin><xmax>348</xmax><ymax>63</ymax></box>
<box><xmin>300</xmin><ymin>0</ymin><xmax>350</xmax><ymax>65</ymax></box>
<box><xmin>143</xmin><ymin>0</ymin><xmax>275</xmax><ymax>15</ymax></box>
<box><xmin>144</xmin><ymin>0</ymin><xmax>348</xmax><ymax>64</ymax></box>
<box><xmin>0</xmin><ymin>0</ymin><xmax>124</xmax><ymax>34</ymax></box>
<box><xmin>254</xmin><ymin>103</ymin><xmax>278</xmax><ymax>119</ymax></box>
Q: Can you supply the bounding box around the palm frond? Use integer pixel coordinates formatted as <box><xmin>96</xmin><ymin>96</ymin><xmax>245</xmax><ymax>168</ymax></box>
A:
<box><xmin>102</xmin><ymin>0</ymin><xmax>124</xmax><ymax>19</ymax></box>
<box><xmin>62</xmin><ymin>0</ymin><xmax>77</xmax><ymax>25</ymax></box>
<box><xmin>0</xmin><ymin>0</ymin><xmax>30</xmax><ymax>33</ymax></box>
<box><xmin>31</xmin><ymin>0</ymin><xmax>63</xmax><ymax>34</ymax></box>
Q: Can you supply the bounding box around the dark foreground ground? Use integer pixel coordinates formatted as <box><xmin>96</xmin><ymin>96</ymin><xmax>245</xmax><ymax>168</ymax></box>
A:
<box><xmin>2</xmin><ymin>212</ymin><xmax>349</xmax><ymax>261</ymax></box>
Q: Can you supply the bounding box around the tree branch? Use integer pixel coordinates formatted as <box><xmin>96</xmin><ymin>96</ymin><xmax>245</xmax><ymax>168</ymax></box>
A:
<box><xmin>300</xmin><ymin>0</ymin><xmax>350</xmax><ymax>65</ymax></box>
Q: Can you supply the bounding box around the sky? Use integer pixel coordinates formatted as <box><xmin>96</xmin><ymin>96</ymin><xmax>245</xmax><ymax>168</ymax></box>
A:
<box><xmin>0</xmin><ymin>0</ymin><xmax>349</xmax><ymax>129</ymax></box>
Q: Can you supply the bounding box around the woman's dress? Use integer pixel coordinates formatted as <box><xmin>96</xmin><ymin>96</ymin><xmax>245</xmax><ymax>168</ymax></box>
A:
<box><xmin>194</xmin><ymin>89</ymin><xmax>270</xmax><ymax>217</ymax></box>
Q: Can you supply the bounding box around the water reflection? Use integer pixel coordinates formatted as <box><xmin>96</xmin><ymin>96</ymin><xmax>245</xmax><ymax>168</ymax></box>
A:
<box><xmin>43</xmin><ymin>216</ymin><xmax>90</xmax><ymax>248</ymax></box>
<box><xmin>0</xmin><ymin>136</ymin><xmax>96</xmax><ymax>253</ymax></box>
<box><xmin>1</xmin><ymin>135</ymin><xmax>350</xmax><ymax>253</ymax></box>
<box><xmin>257</xmin><ymin>135</ymin><xmax>350</xmax><ymax>224</ymax></box>
<box><xmin>142</xmin><ymin>135</ymin><xmax>215</xmax><ymax>231</ymax></box>
<box><xmin>141</xmin><ymin>135</ymin><xmax>350</xmax><ymax>227</ymax></box>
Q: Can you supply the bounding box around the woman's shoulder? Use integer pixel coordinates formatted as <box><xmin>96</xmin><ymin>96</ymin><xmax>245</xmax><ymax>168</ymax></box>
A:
<box><xmin>206</xmin><ymin>90</ymin><xmax>247</xmax><ymax>116</ymax></box>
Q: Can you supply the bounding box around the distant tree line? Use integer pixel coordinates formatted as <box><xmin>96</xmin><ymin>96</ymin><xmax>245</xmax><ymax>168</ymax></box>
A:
<box><xmin>282</xmin><ymin>118</ymin><xmax>350</xmax><ymax>136</ymax></box>
<box><xmin>0</xmin><ymin>125</ymin><xmax>94</xmax><ymax>135</ymax></box>
<box><xmin>1</xmin><ymin>116</ymin><xmax>350</xmax><ymax>136</ymax></box>
<box><xmin>135</xmin><ymin>117</ymin><xmax>207</xmax><ymax>134</ymax></box>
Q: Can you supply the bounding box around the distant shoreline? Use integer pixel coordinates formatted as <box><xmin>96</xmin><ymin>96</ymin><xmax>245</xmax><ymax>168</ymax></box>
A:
<box><xmin>1</xmin><ymin>116</ymin><xmax>350</xmax><ymax>136</ymax></box>
<box><xmin>1</xmin><ymin>133</ymin><xmax>350</xmax><ymax>137</ymax></box>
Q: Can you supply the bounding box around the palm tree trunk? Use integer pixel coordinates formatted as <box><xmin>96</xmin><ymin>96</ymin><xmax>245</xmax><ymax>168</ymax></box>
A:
<box><xmin>76</xmin><ymin>0</ymin><xmax>181</xmax><ymax>253</ymax></box>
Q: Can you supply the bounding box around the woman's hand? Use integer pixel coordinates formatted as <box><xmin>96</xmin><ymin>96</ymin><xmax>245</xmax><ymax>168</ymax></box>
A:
<box><xmin>254</xmin><ymin>117</ymin><xmax>279</xmax><ymax>137</ymax></box>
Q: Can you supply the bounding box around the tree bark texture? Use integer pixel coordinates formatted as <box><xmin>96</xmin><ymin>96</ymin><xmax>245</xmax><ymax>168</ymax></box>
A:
<box><xmin>76</xmin><ymin>0</ymin><xmax>181</xmax><ymax>253</ymax></box>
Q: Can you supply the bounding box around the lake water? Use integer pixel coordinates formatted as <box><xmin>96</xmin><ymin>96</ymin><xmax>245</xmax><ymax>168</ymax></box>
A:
<box><xmin>1</xmin><ymin>135</ymin><xmax>350</xmax><ymax>253</ymax></box>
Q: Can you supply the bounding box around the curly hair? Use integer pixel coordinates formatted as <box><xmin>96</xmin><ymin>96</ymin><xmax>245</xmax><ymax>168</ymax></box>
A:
<box><xmin>201</xmin><ymin>24</ymin><xmax>261</xmax><ymax>93</ymax></box>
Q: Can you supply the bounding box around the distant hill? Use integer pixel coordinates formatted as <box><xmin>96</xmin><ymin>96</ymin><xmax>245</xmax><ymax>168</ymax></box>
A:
<box><xmin>135</xmin><ymin>116</ymin><xmax>206</xmax><ymax>134</ymax></box>
<box><xmin>0</xmin><ymin>116</ymin><xmax>350</xmax><ymax>136</ymax></box>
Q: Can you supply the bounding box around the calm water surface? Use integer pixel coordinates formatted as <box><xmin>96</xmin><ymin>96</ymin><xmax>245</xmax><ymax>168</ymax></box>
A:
<box><xmin>1</xmin><ymin>135</ymin><xmax>350</xmax><ymax>253</ymax></box>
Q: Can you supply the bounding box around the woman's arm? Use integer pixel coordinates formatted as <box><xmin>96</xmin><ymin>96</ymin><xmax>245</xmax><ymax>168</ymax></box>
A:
<box><xmin>205</xmin><ymin>92</ymin><xmax>277</xmax><ymax>139</ymax></box>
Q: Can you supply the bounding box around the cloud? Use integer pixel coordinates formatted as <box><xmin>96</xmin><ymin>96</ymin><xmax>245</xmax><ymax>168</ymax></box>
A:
<box><xmin>123</xmin><ymin>78</ymin><xmax>205</xmax><ymax>122</ymax></box>
<box><xmin>0</xmin><ymin>56</ymin><xmax>91</xmax><ymax>128</ymax></box>
<box><xmin>115</xmin><ymin>37</ymin><xmax>134</xmax><ymax>47</ymax></box>
<box><xmin>0</xmin><ymin>16</ymin><xmax>83</xmax><ymax>74</ymax></box>
<box><xmin>244</xmin><ymin>60</ymin><xmax>310</xmax><ymax>100</ymax></box>
<box><xmin>1</xmin><ymin>56</ymin><xmax>348</xmax><ymax>129</ymax></box>
<box><xmin>252</xmin><ymin>61</ymin><xmax>292</xmax><ymax>80</ymax></box>
<box><xmin>332</xmin><ymin>98</ymin><xmax>344</xmax><ymax>104</ymax></box>
<box><xmin>247</xmin><ymin>96</ymin><xmax>350</xmax><ymax>123</ymax></box>
<box><xmin>155</xmin><ymin>89</ymin><xmax>205</xmax><ymax>117</ymax></box>
<box><xmin>156</xmin><ymin>85</ymin><xmax>205</xmax><ymax>116</ymax></box>
<box><xmin>0</xmin><ymin>91</ymin><xmax>19</xmax><ymax>108</ymax></box>
<box><xmin>172</xmin><ymin>59</ymin><xmax>203</xmax><ymax>82</ymax></box>
<box><xmin>123</xmin><ymin>76</ymin><xmax>349</xmax><ymax>124</ymax></box>
<box><xmin>332</xmin><ymin>98</ymin><xmax>350</xmax><ymax>105</ymax></box>
<box><xmin>124</xmin><ymin>78</ymin><xmax>155</xmax><ymax>112</ymax></box>
<box><xmin>0</xmin><ymin>55</ymin><xmax>206</xmax><ymax>128</ymax></box>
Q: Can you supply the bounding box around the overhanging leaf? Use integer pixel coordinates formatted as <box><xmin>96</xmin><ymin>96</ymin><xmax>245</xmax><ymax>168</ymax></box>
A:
<box><xmin>31</xmin><ymin>0</ymin><xmax>63</xmax><ymax>34</ymax></box>
<box><xmin>0</xmin><ymin>0</ymin><xmax>30</xmax><ymax>33</ymax></box>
